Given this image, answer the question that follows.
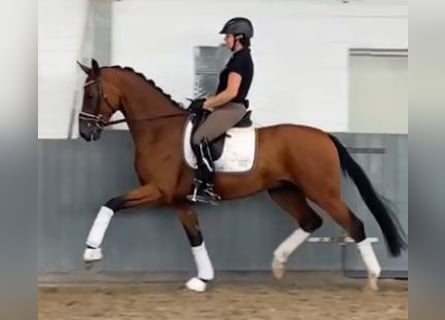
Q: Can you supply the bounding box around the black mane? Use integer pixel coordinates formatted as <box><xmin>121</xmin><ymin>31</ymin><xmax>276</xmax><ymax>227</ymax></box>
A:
<box><xmin>103</xmin><ymin>65</ymin><xmax>186</xmax><ymax>111</ymax></box>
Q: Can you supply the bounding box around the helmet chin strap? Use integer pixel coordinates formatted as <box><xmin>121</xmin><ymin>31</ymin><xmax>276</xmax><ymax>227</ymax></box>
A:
<box><xmin>231</xmin><ymin>36</ymin><xmax>241</xmax><ymax>52</ymax></box>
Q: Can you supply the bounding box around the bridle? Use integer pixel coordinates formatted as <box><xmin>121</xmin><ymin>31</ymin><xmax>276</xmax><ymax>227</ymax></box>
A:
<box><xmin>79</xmin><ymin>79</ymin><xmax>188</xmax><ymax>129</ymax></box>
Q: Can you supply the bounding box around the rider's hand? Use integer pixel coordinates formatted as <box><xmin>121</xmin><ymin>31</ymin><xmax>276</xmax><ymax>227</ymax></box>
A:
<box><xmin>187</xmin><ymin>98</ymin><xmax>205</xmax><ymax>113</ymax></box>
<box><xmin>202</xmin><ymin>100</ymin><xmax>214</xmax><ymax>112</ymax></box>
<box><xmin>203</xmin><ymin>105</ymin><xmax>213</xmax><ymax>112</ymax></box>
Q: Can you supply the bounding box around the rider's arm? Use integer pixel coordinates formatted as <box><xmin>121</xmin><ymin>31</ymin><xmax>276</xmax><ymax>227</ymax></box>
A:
<box><xmin>203</xmin><ymin>72</ymin><xmax>242</xmax><ymax>110</ymax></box>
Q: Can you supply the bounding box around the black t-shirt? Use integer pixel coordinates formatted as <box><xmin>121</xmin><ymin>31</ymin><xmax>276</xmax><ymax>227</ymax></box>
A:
<box><xmin>216</xmin><ymin>48</ymin><xmax>254</xmax><ymax>105</ymax></box>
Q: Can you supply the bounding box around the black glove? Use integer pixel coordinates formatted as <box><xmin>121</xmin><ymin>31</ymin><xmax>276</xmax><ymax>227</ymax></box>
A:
<box><xmin>187</xmin><ymin>98</ymin><xmax>206</xmax><ymax>114</ymax></box>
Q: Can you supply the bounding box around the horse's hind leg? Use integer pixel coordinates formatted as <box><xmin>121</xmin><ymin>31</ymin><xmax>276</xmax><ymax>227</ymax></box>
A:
<box><xmin>268</xmin><ymin>185</ymin><xmax>323</xmax><ymax>279</ymax></box>
<box><xmin>174</xmin><ymin>202</ymin><xmax>214</xmax><ymax>293</ymax></box>
<box><xmin>309</xmin><ymin>189</ymin><xmax>381</xmax><ymax>291</ymax></box>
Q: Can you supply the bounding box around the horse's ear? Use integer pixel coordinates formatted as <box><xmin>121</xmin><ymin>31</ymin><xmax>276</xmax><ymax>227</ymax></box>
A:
<box><xmin>77</xmin><ymin>61</ymin><xmax>90</xmax><ymax>75</ymax></box>
<box><xmin>91</xmin><ymin>58</ymin><xmax>100</xmax><ymax>77</ymax></box>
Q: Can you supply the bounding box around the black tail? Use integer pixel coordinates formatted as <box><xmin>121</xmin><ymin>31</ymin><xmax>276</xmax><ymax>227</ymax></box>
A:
<box><xmin>328</xmin><ymin>134</ymin><xmax>408</xmax><ymax>257</ymax></box>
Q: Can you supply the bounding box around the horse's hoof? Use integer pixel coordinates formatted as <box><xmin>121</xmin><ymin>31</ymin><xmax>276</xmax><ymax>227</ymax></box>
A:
<box><xmin>361</xmin><ymin>274</ymin><xmax>379</xmax><ymax>292</ymax></box>
<box><xmin>84</xmin><ymin>261</ymin><xmax>97</xmax><ymax>270</ymax></box>
<box><xmin>367</xmin><ymin>274</ymin><xmax>380</xmax><ymax>291</ymax></box>
<box><xmin>272</xmin><ymin>257</ymin><xmax>285</xmax><ymax>280</ymax></box>
<box><xmin>83</xmin><ymin>247</ymin><xmax>103</xmax><ymax>263</ymax></box>
<box><xmin>362</xmin><ymin>284</ymin><xmax>379</xmax><ymax>293</ymax></box>
<box><xmin>185</xmin><ymin>277</ymin><xmax>207</xmax><ymax>292</ymax></box>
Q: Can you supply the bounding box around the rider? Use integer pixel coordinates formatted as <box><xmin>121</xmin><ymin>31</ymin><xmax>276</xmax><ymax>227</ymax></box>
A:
<box><xmin>187</xmin><ymin>17</ymin><xmax>255</xmax><ymax>204</ymax></box>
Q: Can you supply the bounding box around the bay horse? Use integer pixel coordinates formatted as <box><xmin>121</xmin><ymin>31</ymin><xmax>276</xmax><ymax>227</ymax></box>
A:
<box><xmin>77</xmin><ymin>59</ymin><xmax>407</xmax><ymax>292</ymax></box>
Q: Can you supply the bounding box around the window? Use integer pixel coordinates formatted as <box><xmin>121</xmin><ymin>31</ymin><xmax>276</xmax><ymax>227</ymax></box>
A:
<box><xmin>348</xmin><ymin>49</ymin><xmax>408</xmax><ymax>134</ymax></box>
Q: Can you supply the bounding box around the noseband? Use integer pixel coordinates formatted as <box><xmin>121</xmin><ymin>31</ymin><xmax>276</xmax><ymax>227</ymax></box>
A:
<box><xmin>78</xmin><ymin>79</ymin><xmax>115</xmax><ymax>129</ymax></box>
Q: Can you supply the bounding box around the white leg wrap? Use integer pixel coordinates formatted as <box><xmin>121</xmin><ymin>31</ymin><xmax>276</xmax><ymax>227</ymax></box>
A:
<box><xmin>191</xmin><ymin>242</ymin><xmax>214</xmax><ymax>281</ymax></box>
<box><xmin>85</xmin><ymin>206</ymin><xmax>114</xmax><ymax>248</ymax></box>
<box><xmin>357</xmin><ymin>238</ymin><xmax>381</xmax><ymax>277</ymax></box>
<box><xmin>273</xmin><ymin>228</ymin><xmax>311</xmax><ymax>263</ymax></box>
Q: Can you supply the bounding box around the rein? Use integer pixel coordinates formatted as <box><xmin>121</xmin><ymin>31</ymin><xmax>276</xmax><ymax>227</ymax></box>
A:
<box><xmin>104</xmin><ymin>112</ymin><xmax>188</xmax><ymax>127</ymax></box>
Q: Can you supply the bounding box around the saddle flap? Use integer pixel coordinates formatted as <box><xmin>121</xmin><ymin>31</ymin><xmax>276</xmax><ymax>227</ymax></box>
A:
<box><xmin>184</xmin><ymin>119</ymin><xmax>257</xmax><ymax>173</ymax></box>
<box><xmin>188</xmin><ymin>108</ymin><xmax>254</xmax><ymax>162</ymax></box>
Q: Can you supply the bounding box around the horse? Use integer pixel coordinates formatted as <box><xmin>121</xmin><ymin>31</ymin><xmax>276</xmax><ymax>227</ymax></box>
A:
<box><xmin>77</xmin><ymin>58</ymin><xmax>407</xmax><ymax>292</ymax></box>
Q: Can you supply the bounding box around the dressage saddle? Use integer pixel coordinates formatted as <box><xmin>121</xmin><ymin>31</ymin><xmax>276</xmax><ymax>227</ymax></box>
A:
<box><xmin>190</xmin><ymin>110</ymin><xmax>252</xmax><ymax>161</ymax></box>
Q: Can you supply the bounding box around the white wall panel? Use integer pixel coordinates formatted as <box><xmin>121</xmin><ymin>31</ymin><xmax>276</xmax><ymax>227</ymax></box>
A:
<box><xmin>37</xmin><ymin>0</ymin><xmax>407</xmax><ymax>138</ymax></box>
<box><xmin>38</xmin><ymin>0</ymin><xmax>89</xmax><ymax>138</ymax></box>
<box><xmin>110</xmin><ymin>0</ymin><xmax>407</xmax><ymax>131</ymax></box>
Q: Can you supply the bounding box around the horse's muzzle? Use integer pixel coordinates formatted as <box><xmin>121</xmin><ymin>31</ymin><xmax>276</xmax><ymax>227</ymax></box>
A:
<box><xmin>79</xmin><ymin>119</ymin><xmax>103</xmax><ymax>141</ymax></box>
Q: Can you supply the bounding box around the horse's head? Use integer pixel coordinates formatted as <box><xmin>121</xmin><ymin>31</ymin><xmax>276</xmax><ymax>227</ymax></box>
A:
<box><xmin>77</xmin><ymin>59</ymin><xmax>121</xmax><ymax>141</ymax></box>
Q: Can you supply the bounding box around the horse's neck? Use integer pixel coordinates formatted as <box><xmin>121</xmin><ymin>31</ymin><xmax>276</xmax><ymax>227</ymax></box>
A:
<box><xmin>119</xmin><ymin>74</ymin><xmax>184</xmax><ymax>121</ymax></box>
<box><xmin>129</xmin><ymin>116</ymin><xmax>187</xmax><ymax>156</ymax></box>
<box><xmin>117</xmin><ymin>72</ymin><xmax>187</xmax><ymax>150</ymax></box>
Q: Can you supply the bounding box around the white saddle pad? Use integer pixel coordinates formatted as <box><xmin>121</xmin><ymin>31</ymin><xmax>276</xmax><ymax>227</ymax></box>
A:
<box><xmin>183</xmin><ymin>120</ymin><xmax>257</xmax><ymax>173</ymax></box>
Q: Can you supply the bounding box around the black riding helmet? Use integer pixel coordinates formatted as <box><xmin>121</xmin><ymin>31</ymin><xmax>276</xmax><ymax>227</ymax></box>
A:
<box><xmin>219</xmin><ymin>17</ymin><xmax>254</xmax><ymax>39</ymax></box>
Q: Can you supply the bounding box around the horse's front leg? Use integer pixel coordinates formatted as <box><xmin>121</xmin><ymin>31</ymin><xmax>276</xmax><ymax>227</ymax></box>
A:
<box><xmin>174</xmin><ymin>202</ymin><xmax>214</xmax><ymax>293</ymax></box>
<box><xmin>83</xmin><ymin>183</ymin><xmax>163</xmax><ymax>265</ymax></box>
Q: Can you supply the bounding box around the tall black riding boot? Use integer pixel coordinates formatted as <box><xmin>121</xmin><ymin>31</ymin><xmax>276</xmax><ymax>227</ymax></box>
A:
<box><xmin>186</xmin><ymin>139</ymin><xmax>221</xmax><ymax>204</ymax></box>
